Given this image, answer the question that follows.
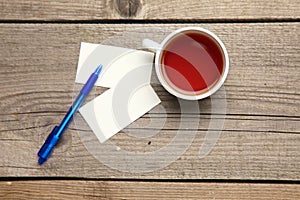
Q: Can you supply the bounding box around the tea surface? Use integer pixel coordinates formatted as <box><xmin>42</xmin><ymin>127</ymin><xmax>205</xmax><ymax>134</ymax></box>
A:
<box><xmin>161</xmin><ymin>31</ymin><xmax>224</xmax><ymax>94</ymax></box>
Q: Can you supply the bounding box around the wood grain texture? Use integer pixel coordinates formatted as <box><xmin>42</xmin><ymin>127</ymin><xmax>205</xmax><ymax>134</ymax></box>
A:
<box><xmin>0</xmin><ymin>180</ymin><xmax>299</xmax><ymax>200</ymax></box>
<box><xmin>0</xmin><ymin>23</ymin><xmax>299</xmax><ymax>180</ymax></box>
<box><xmin>0</xmin><ymin>0</ymin><xmax>299</xmax><ymax>21</ymax></box>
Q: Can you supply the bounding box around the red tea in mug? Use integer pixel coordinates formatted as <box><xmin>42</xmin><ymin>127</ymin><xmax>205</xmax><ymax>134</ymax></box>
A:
<box><xmin>160</xmin><ymin>31</ymin><xmax>225</xmax><ymax>95</ymax></box>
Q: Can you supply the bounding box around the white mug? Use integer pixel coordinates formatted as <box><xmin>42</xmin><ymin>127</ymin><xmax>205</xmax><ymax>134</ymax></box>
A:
<box><xmin>143</xmin><ymin>27</ymin><xmax>229</xmax><ymax>100</ymax></box>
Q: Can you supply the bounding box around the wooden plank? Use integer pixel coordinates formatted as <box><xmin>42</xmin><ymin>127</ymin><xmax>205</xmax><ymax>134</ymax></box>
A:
<box><xmin>0</xmin><ymin>180</ymin><xmax>299</xmax><ymax>199</ymax></box>
<box><xmin>0</xmin><ymin>23</ymin><xmax>299</xmax><ymax>180</ymax></box>
<box><xmin>0</xmin><ymin>0</ymin><xmax>299</xmax><ymax>21</ymax></box>
<box><xmin>1</xmin><ymin>128</ymin><xmax>299</xmax><ymax>179</ymax></box>
<box><xmin>0</xmin><ymin>23</ymin><xmax>299</xmax><ymax>116</ymax></box>
<box><xmin>141</xmin><ymin>0</ymin><xmax>300</xmax><ymax>20</ymax></box>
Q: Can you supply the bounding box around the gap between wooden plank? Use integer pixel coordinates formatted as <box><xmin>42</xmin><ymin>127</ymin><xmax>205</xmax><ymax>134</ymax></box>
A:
<box><xmin>0</xmin><ymin>180</ymin><xmax>299</xmax><ymax>200</ymax></box>
<box><xmin>1</xmin><ymin>176</ymin><xmax>300</xmax><ymax>184</ymax></box>
<box><xmin>0</xmin><ymin>18</ymin><xmax>299</xmax><ymax>24</ymax></box>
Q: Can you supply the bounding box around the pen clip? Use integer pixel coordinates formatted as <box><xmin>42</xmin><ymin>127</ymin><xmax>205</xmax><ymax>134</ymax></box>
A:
<box><xmin>37</xmin><ymin>126</ymin><xmax>59</xmax><ymax>164</ymax></box>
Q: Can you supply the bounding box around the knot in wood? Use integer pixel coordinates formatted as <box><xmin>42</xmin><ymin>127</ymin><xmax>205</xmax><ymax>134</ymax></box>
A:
<box><xmin>114</xmin><ymin>0</ymin><xmax>141</xmax><ymax>17</ymax></box>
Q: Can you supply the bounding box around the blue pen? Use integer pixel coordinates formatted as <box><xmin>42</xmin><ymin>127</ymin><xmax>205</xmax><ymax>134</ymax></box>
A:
<box><xmin>37</xmin><ymin>65</ymin><xmax>103</xmax><ymax>165</ymax></box>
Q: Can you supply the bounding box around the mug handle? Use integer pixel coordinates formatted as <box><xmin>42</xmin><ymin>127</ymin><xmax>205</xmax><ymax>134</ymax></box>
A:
<box><xmin>142</xmin><ymin>39</ymin><xmax>162</xmax><ymax>51</ymax></box>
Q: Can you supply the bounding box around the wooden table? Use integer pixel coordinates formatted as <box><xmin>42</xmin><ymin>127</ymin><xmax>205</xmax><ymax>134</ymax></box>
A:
<box><xmin>0</xmin><ymin>1</ymin><xmax>299</xmax><ymax>199</ymax></box>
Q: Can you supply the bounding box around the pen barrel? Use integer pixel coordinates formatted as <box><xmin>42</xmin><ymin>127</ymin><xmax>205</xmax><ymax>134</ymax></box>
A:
<box><xmin>57</xmin><ymin>93</ymin><xmax>85</xmax><ymax>137</ymax></box>
<box><xmin>81</xmin><ymin>72</ymin><xmax>99</xmax><ymax>95</ymax></box>
<box><xmin>55</xmin><ymin>67</ymin><xmax>101</xmax><ymax>138</ymax></box>
<box><xmin>55</xmin><ymin>71</ymin><xmax>99</xmax><ymax>139</ymax></box>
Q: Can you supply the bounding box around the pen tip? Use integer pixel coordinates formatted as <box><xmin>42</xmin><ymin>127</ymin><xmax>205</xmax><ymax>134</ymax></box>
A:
<box><xmin>94</xmin><ymin>64</ymin><xmax>103</xmax><ymax>75</ymax></box>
